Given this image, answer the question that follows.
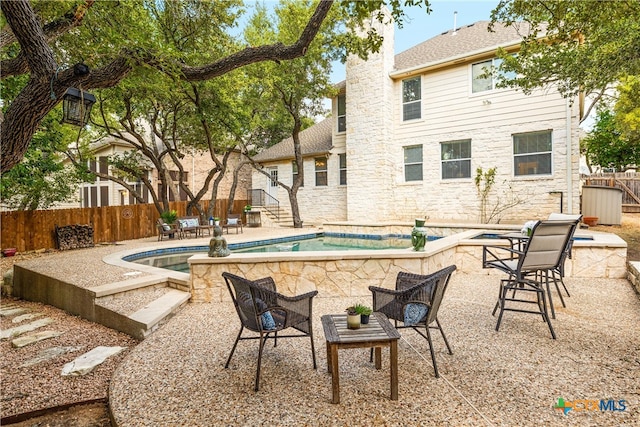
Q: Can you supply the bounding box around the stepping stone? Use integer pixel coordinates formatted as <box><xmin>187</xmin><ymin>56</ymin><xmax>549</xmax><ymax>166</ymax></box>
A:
<box><xmin>0</xmin><ymin>318</ymin><xmax>54</xmax><ymax>340</ymax></box>
<box><xmin>12</xmin><ymin>312</ymin><xmax>44</xmax><ymax>324</ymax></box>
<box><xmin>0</xmin><ymin>307</ymin><xmax>29</xmax><ymax>317</ymax></box>
<box><xmin>61</xmin><ymin>346</ymin><xmax>126</xmax><ymax>376</ymax></box>
<box><xmin>11</xmin><ymin>330</ymin><xmax>63</xmax><ymax>348</ymax></box>
<box><xmin>21</xmin><ymin>346</ymin><xmax>83</xmax><ymax>368</ymax></box>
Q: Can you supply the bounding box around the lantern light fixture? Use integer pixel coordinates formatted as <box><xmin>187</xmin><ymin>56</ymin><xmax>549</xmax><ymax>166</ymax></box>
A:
<box><xmin>62</xmin><ymin>87</ymin><xmax>96</xmax><ymax>127</ymax></box>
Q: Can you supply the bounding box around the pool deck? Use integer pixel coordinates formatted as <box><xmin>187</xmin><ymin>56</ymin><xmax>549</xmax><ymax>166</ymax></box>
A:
<box><xmin>8</xmin><ymin>226</ymin><xmax>640</xmax><ymax>425</ymax></box>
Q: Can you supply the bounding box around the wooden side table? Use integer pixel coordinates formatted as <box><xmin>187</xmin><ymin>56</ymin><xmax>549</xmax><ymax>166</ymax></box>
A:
<box><xmin>321</xmin><ymin>312</ymin><xmax>401</xmax><ymax>404</ymax></box>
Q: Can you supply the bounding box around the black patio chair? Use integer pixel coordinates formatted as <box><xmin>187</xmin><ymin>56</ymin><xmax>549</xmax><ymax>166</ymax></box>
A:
<box><xmin>222</xmin><ymin>272</ymin><xmax>318</xmax><ymax>391</ymax></box>
<box><xmin>482</xmin><ymin>220</ymin><xmax>575</xmax><ymax>339</ymax></box>
<box><xmin>368</xmin><ymin>265</ymin><xmax>457</xmax><ymax>378</ymax></box>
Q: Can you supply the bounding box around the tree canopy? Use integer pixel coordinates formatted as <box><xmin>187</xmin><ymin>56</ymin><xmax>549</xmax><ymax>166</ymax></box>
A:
<box><xmin>490</xmin><ymin>0</ymin><xmax>640</xmax><ymax>118</ymax></box>
<box><xmin>0</xmin><ymin>0</ymin><xmax>431</xmax><ymax>174</ymax></box>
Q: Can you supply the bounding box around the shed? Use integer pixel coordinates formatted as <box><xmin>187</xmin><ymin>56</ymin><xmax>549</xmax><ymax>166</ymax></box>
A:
<box><xmin>581</xmin><ymin>185</ymin><xmax>623</xmax><ymax>225</ymax></box>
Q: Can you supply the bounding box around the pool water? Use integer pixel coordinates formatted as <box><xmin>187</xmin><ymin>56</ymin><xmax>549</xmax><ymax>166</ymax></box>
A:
<box><xmin>126</xmin><ymin>234</ymin><xmax>416</xmax><ymax>273</ymax></box>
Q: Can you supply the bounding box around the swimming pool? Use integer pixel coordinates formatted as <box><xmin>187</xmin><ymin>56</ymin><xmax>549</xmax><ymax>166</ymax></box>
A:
<box><xmin>124</xmin><ymin>233</ymin><xmax>429</xmax><ymax>273</ymax></box>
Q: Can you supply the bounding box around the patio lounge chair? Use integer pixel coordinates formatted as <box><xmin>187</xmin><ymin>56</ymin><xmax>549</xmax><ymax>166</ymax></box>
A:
<box><xmin>368</xmin><ymin>265</ymin><xmax>457</xmax><ymax>378</ymax></box>
<box><xmin>482</xmin><ymin>220</ymin><xmax>575</xmax><ymax>339</ymax></box>
<box><xmin>222</xmin><ymin>214</ymin><xmax>243</xmax><ymax>234</ymax></box>
<box><xmin>222</xmin><ymin>272</ymin><xmax>318</xmax><ymax>391</ymax></box>
<box><xmin>156</xmin><ymin>219</ymin><xmax>180</xmax><ymax>241</ymax></box>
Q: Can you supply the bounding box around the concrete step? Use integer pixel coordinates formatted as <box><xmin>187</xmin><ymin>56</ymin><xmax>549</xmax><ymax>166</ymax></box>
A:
<box><xmin>95</xmin><ymin>287</ymin><xmax>190</xmax><ymax>340</ymax></box>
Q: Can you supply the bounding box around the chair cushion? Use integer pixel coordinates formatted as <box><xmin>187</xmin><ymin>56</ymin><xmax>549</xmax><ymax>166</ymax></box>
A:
<box><xmin>261</xmin><ymin>311</ymin><xmax>276</xmax><ymax>330</ymax></box>
<box><xmin>404</xmin><ymin>303</ymin><xmax>428</xmax><ymax>326</ymax></box>
<box><xmin>178</xmin><ymin>219</ymin><xmax>188</xmax><ymax>228</ymax></box>
<box><xmin>186</xmin><ymin>218</ymin><xmax>199</xmax><ymax>227</ymax></box>
<box><xmin>228</xmin><ymin>218</ymin><xmax>238</xmax><ymax>225</ymax></box>
<box><xmin>162</xmin><ymin>223</ymin><xmax>171</xmax><ymax>231</ymax></box>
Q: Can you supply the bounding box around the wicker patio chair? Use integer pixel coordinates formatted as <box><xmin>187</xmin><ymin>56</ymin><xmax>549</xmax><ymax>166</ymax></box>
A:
<box><xmin>482</xmin><ymin>220</ymin><xmax>575</xmax><ymax>339</ymax></box>
<box><xmin>368</xmin><ymin>264</ymin><xmax>457</xmax><ymax>378</ymax></box>
<box><xmin>222</xmin><ymin>272</ymin><xmax>318</xmax><ymax>391</ymax></box>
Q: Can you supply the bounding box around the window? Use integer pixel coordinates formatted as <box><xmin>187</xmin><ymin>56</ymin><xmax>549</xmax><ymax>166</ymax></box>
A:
<box><xmin>270</xmin><ymin>168</ymin><xmax>278</xmax><ymax>187</ymax></box>
<box><xmin>339</xmin><ymin>153</ymin><xmax>347</xmax><ymax>185</ymax></box>
<box><xmin>404</xmin><ymin>145</ymin><xmax>423</xmax><ymax>181</ymax></box>
<box><xmin>513</xmin><ymin>131</ymin><xmax>552</xmax><ymax>176</ymax></box>
<box><xmin>441</xmin><ymin>140</ymin><xmax>471</xmax><ymax>179</ymax></box>
<box><xmin>402</xmin><ymin>76</ymin><xmax>421</xmax><ymax>121</ymax></box>
<box><xmin>337</xmin><ymin>94</ymin><xmax>346</xmax><ymax>132</ymax></box>
<box><xmin>472</xmin><ymin>58</ymin><xmax>516</xmax><ymax>93</ymax></box>
<box><xmin>315</xmin><ymin>157</ymin><xmax>327</xmax><ymax>186</ymax></box>
<box><xmin>292</xmin><ymin>161</ymin><xmax>303</xmax><ymax>186</ymax></box>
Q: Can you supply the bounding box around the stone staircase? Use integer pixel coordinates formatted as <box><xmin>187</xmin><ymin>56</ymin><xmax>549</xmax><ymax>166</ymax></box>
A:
<box><xmin>259</xmin><ymin>206</ymin><xmax>295</xmax><ymax>227</ymax></box>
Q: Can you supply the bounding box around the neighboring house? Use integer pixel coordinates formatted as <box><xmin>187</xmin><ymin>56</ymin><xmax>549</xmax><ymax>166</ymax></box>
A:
<box><xmin>57</xmin><ymin>136</ymin><xmax>252</xmax><ymax>209</ymax></box>
<box><xmin>252</xmin><ymin>18</ymin><xmax>581</xmax><ymax>225</ymax></box>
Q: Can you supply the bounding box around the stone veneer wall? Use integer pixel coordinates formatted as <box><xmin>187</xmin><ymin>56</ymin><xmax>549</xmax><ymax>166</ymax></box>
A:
<box><xmin>188</xmin><ymin>228</ymin><xmax>627</xmax><ymax>303</ymax></box>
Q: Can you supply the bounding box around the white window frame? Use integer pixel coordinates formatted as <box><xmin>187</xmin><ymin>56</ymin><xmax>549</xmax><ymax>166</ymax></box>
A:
<box><xmin>471</xmin><ymin>58</ymin><xmax>516</xmax><ymax>93</ymax></box>
<box><xmin>403</xmin><ymin>145</ymin><xmax>423</xmax><ymax>182</ymax></box>
<box><xmin>441</xmin><ymin>139</ymin><xmax>472</xmax><ymax>180</ymax></box>
<box><xmin>402</xmin><ymin>76</ymin><xmax>421</xmax><ymax>121</ymax></box>
<box><xmin>315</xmin><ymin>157</ymin><xmax>327</xmax><ymax>186</ymax></box>
<box><xmin>337</xmin><ymin>94</ymin><xmax>346</xmax><ymax>133</ymax></box>
<box><xmin>338</xmin><ymin>153</ymin><xmax>347</xmax><ymax>185</ymax></box>
<box><xmin>513</xmin><ymin>130</ymin><xmax>553</xmax><ymax>176</ymax></box>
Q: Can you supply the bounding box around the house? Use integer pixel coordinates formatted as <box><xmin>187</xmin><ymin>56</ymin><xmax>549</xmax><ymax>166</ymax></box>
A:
<box><xmin>251</xmin><ymin>18</ymin><xmax>581</xmax><ymax>225</ymax></box>
<box><xmin>57</xmin><ymin>135</ymin><xmax>252</xmax><ymax>209</ymax></box>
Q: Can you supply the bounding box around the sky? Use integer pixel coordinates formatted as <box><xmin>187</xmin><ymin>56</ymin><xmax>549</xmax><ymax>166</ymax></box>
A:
<box><xmin>330</xmin><ymin>0</ymin><xmax>501</xmax><ymax>83</ymax></box>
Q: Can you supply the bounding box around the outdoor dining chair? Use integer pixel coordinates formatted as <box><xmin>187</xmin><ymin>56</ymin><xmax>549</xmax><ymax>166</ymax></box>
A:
<box><xmin>222</xmin><ymin>272</ymin><xmax>318</xmax><ymax>391</ymax></box>
<box><xmin>482</xmin><ymin>220</ymin><xmax>575</xmax><ymax>339</ymax></box>
<box><xmin>547</xmin><ymin>213</ymin><xmax>583</xmax><ymax>301</ymax></box>
<box><xmin>368</xmin><ymin>264</ymin><xmax>457</xmax><ymax>378</ymax></box>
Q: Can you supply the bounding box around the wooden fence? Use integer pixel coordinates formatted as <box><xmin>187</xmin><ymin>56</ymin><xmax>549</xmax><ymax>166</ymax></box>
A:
<box><xmin>583</xmin><ymin>173</ymin><xmax>640</xmax><ymax>213</ymax></box>
<box><xmin>0</xmin><ymin>199</ymin><xmax>248</xmax><ymax>252</ymax></box>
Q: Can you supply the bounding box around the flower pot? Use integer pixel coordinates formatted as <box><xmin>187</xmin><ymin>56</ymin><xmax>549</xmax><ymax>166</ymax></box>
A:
<box><xmin>360</xmin><ymin>314</ymin><xmax>370</xmax><ymax>325</ymax></box>
<box><xmin>347</xmin><ymin>313</ymin><xmax>361</xmax><ymax>329</ymax></box>
<box><xmin>2</xmin><ymin>248</ymin><xmax>17</xmax><ymax>257</ymax></box>
<box><xmin>583</xmin><ymin>216</ymin><xmax>598</xmax><ymax>227</ymax></box>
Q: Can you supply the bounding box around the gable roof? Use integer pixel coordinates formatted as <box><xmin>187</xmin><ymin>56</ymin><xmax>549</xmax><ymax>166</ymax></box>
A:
<box><xmin>393</xmin><ymin>21</ymin><xmax>535</xmax><ymax>75</ymax></box>
<box><xmin>253</xmin><ymin>117</ymin><xmax>333</xmax><ymax>163</ymax></box>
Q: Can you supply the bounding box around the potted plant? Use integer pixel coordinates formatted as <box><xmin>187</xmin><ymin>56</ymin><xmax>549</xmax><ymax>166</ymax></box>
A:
<box><xmin>345</xmin><ymin>306</ymin><xmax>360</xmax><ymax>329</ymax></box>
<box><xmin>243</xmin><ymin>204</ymin><xmax>252</xmax><ymax>213</ymax></box>
<box><xmin>160</xmin><ymin>209</ymin><xmax>178</xmax><ymax>225</ymax></box>
<box><xmin>354</xmin><ymin>303</ymin><xmax>373</xmax><ymax>324</ymax></box>
<box><xmin>214</xmin><ymin>217</ymin><xmax>221</xmax><ymax>226</ymax></box>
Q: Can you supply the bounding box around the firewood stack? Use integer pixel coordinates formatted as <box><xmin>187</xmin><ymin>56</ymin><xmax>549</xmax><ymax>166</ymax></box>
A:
<box><xmin>55</xmin><ymin>224</ymin><xmax>95</xmax><ymax>250</ymax></box>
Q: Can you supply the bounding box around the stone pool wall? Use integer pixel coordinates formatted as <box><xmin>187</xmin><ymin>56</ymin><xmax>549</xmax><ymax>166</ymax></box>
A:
<box><xmin>188</xmin><ymin>229</ymin><xmax>627</xmax><ymax>303</ymax></box>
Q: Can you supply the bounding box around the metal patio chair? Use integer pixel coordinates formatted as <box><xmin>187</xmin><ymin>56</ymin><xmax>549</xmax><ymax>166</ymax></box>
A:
<box><xmin>482</xmin><ymin>220</ymin><xmax>575</xmax><ymax>339</ymax></box>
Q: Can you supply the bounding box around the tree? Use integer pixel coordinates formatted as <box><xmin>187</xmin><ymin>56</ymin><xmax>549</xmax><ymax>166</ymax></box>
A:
<box><xmin>0</xmin><ymin>115</ymin><xmax>87</xmax><ymax>210</ymax></box>
<box><xmin>242</xmin><ymin>0</ymin><xmax>338</xmax><ymax>228</ymax></box>
<box><xmin>490</xmin><ymin>0</ymin><xmax>640</xmax><ymax>120</ymax></box>
<box><xmin>582</xmin><ymin>109</ymin><xmax>640</xmax><ymax>173</ymax></box>
<box><xmin>614</xmin><ymin>75</ymin><xmax>640</xmax><ymax>145</ymax></box>
<box><xmin>1</xmin><ymin>0</ymin><xmax>431</xmax><ymax>174</ymax></box>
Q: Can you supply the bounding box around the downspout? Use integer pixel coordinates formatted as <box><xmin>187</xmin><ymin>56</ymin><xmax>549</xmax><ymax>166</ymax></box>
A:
<box><xmin>565</xmin><ymin>97</ymin><xmax>573</xmax><ymax>213</ymax></box>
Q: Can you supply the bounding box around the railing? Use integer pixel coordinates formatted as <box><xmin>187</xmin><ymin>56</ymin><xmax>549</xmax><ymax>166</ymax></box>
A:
<box><xmin>249</xmin><ymin>189</ymin><xmax>280</xmax><ymax>220</ymax></box>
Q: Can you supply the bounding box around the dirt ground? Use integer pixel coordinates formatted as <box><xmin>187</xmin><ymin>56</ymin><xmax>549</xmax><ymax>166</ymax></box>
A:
<box><xmin>1</xmin><ymin>214</ymin><xmax>639</xmax><ymax>427</ymax></box>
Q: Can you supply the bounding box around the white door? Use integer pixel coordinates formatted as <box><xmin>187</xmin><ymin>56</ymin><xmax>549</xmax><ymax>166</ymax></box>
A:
<box><xmin>267</xmin><ymin>167</ymin><xmax>278</xmax><ymax>201</ymax></box>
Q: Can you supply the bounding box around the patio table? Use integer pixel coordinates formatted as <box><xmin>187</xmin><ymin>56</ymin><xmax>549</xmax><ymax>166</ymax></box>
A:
<box><xmin>321</xmin><ymin>312</ymin><xmax>401</xmax><ymax>404</ymax></box>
